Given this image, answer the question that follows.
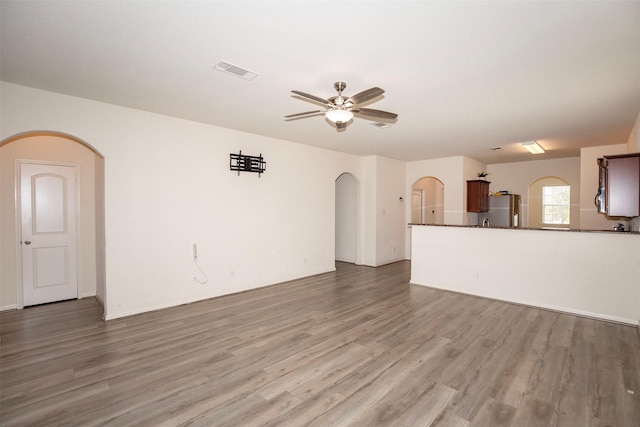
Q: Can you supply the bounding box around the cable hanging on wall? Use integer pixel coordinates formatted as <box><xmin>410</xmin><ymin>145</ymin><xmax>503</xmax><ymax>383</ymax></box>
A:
<box><xmin>192</xmin><ymin>244</ymin><xmax>208</xmax><ymax>285</ymax></box>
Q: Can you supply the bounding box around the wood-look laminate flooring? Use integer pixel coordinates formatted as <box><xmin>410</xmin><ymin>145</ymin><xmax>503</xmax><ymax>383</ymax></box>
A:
<box><xmin>1</xmin><ymin>261</ymin><xmax>639</xmax><ymax>426</ymax></box>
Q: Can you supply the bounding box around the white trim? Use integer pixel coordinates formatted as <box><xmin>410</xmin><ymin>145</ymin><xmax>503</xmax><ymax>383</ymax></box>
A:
<box><xmin>0</xmin><ymin>304</ymin><xmax>18</xmax><ymax>312</ymax></box>
<box><xmin>13</xmin><ymin>159</ymin><xmax>22</xmax><ymax>309</ymax></box>
<box><xmin>105</xmin><ymin>298</ymin><xmax>199</xmax><ymax>320</ymax></box>
<box><xmin>105</xmin><ymin>269</ymin><xmax>337</xmax><ymax>321</ymax></box>
<box><xmin>411</xmin><ymin>282</ymin><xmax>639</xmax><ymax>326</ymax></box>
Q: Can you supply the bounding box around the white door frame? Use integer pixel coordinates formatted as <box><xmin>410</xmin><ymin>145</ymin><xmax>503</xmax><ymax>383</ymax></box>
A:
<box><xmin>15</xmin><ymin>159</ymin><xmax>81</xmax><ymax>309</ymax></box>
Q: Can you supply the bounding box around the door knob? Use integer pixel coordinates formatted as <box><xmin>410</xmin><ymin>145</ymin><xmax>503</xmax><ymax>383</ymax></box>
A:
<box><xmin>24</xmin><ymin>241</ymin><xmax>31</xmax><ymax>245</ymax></box>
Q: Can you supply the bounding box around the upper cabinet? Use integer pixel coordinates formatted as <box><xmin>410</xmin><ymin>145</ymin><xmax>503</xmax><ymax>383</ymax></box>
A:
<box><xmin>467</xmin><ymin>180</ymin><xmax>490</xmax><ymax>213</ymax></box>
<box><xmin>604</xmin><ymin>153</ymin><xmax>640</xmax><ymax>217</ymax></box>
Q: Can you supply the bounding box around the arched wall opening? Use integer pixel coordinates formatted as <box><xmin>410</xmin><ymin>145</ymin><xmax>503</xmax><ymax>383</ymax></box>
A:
<box><xmin>411</xmin><ymin>176</ymin><xmax>445</xmax><ymax>225</ymax></box>
<box><xmin>335</xmin><ymin>172</ymin><xmax>359</xmax><ymax>264</ymax></box>
<box><xmin>0</xmin><ymin>131</ymin><xmax>106</xmax><ymax>316</ymax></box>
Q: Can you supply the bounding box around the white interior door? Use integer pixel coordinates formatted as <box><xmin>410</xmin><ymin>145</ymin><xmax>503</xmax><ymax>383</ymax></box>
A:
<box><xmin>21</xmin><ymin>162</ymin><xmax>78</xmax><ymax>306</ymax></box>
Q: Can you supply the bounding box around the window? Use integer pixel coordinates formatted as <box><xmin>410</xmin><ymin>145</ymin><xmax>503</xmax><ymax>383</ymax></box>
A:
<box><xmin>542</xmin><ymin>185</ymin><xmax>570</xmax><ymax>225</ymax></box>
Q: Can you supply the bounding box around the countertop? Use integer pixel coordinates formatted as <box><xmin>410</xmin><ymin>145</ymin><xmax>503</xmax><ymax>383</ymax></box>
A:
<box><xmin>407</xmin><ymin>223</ymin><xmax>639</xmax><ymax>235</ymax></box>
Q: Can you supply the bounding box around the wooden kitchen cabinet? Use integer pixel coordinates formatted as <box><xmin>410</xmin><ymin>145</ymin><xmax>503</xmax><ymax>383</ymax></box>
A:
<box><xmin>605</xmin><ymin>153</ymin><xmax>640</xmax><ymax>217</ymax></box>
<box><xmin>467</xmin><ymin>180</ymin><xmax>490</xmax><ymax>213</ymax></box>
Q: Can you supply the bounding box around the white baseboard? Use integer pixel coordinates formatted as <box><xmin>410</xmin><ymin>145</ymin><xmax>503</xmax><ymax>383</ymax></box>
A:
<box><xmin>0</xmin><ymin>304</ymin><xmax>17</xmax><ymax>312</ymax></box>
<box><xmin>104</xmin><ymin>297</ymin><xmax>200</xmax><ymax>320</ymax></box>
<box><xmin>104</xmin><ymin>268</ymin><xmax>337</xmax><ymax>321</ymax></box>
<box><xmin>411</xmin><ymin>282</ymin><xmax>639</xmax><ymax>327</ymax></box>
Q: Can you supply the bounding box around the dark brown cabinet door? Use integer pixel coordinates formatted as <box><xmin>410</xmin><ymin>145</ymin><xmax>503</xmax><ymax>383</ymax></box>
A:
<box><xmin>606</xmin><ymin>153</ymin><xmax>640</xmax><ymax>217</ymax></box>
<box><xmin>467</xmin><ymin>180</ymin><xmax>490</xmax><ymax>213</ymax></box>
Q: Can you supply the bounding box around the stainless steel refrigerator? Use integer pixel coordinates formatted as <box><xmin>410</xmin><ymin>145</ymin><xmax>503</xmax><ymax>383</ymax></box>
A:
<box><xmin>484</xmin><ymin>194</ymin><xmax>521</xmax><ymax>228</ymax></box>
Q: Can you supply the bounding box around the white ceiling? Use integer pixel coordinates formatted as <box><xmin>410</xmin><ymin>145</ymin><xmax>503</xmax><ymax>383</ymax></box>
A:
<box><xmin>2</xmin><ymin>1</ymin><xmax>639</xmax><ymax>163</ymax></box>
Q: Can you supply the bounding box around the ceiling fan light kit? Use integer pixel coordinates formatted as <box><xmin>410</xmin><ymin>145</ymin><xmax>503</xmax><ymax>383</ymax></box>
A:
<box><xmin>286</xmin><ymin>81</ymin><xmax>397</xmax><ymax>130</ymax></box>
<box><xmin>325</xmin><ymin>109</ymin><xmax>354</xmax><ymax>123</ymax></box>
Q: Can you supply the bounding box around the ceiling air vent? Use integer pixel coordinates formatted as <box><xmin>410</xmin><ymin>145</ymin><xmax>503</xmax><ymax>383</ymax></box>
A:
<box><xmin>215</xmin><ymin>61</ymin><xmax>259</xmax><ymax>81</ymax></box>
<box><xmin>369</xmin><ymin>122</ymin><xmax>391</xmax><ymax>129</ymax></box>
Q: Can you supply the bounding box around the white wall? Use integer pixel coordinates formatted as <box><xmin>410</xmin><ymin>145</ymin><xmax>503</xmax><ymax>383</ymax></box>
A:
<box><xmin>411</xmin><ymin>225</ymin><xmax>640</xmax><ymax>325</ymax></box>
<box><xmin>405</xmin><ymin>155</ymin><xmax>483</xmax><ymax>256</ymax></box>
<box><xmin>0</xmin><ymin>134</ymin><xmax>103</xmax><ymax>310</ymax></box>
<box><xmin>628</xmin><ymin>111</ymin><xmax>640</xmax><ymax>153</ymax></box>
<box><xmin>406</xmin><ymin>156</ymin><xmax>466</xmax><ymax>257</ymax></box>
<box><xmin>412</xmin><ymin>177</ymin><xmax>444</xmax><ymax>225</ymax></box>
<box><xmin>407</xmin><ymin>156</ymin><xmax>468</xmax><ymax>225</ymax></box>
<box><xmin>374</xmin><ymin>156</ymin><xmax>406</xmax><ymax>266</ymax></box>
<box><xmin>1</xmin><ymin>82</ymin><xmax>365</xmax><ymax>319</ymax></box>
<box><xmin>487</xmin><ymin>157</ymin><xmax>580</xmax><ymax>228</ymax></box>
<box><xmin>95</xmin><ymin>152</ymin><xmax>106</xmax><ymax>305</ymax></box>
<box><xmin>361</xmin><ymin>156</ymin><xmax>377</xmax><ymax>266</ymax></box>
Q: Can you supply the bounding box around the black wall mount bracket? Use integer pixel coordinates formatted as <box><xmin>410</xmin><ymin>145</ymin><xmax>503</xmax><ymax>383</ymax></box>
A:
<box><xmin>230</xmin><ymin>151</ymin><xmax>266</xmax><ymax>176</ymax></box>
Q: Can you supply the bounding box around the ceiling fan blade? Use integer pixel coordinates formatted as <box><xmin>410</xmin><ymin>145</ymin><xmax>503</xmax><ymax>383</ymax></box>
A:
<box><xmin>285</xmin><ymin>110</ymin><xmax>325</xmax><ymax>118</ymax></box>
<box><xmin>347</xmin><ymin>87</ymin><xmax>385</xmax><ymax>105</ymax></box>
<box><xmin>291</xmin><ymin>90</ymin><xmax>329</xmax><ymax>105</ymax></box>
<box><xmin>352</xmin><ymin>108</ymin><xmax>398</xmax><ymax>120</ymax></box>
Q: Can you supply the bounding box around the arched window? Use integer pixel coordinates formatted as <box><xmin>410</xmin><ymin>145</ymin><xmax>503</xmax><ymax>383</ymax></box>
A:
<box><xmin>528</xmin><ymin>177</ymin><xmax>571</xmax><ymax>229</ymax></box>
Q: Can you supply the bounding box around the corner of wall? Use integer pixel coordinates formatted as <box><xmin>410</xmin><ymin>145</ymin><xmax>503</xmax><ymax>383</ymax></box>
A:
<box><xmin>627</xmin><ymin>111</ymin><xmax>640</xmax><ymax>153</ymax></box>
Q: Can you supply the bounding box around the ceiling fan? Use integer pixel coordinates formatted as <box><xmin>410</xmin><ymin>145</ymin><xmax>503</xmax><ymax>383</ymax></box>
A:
<box><xmin>285</xmin><ymin>82</ymin><xmax>398</xmax><ymax>130</ymax></box>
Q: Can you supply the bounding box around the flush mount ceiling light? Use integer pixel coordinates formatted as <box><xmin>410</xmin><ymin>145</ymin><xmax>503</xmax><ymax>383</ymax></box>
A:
<box><xmin>521</xmin><ymin>141</ymin><xmax>545</xmax><ymax>154</ymax></box>
<box><xmin>215</xmin><ymin>61</ymin><xmax>259</xmax><ymax>81</ymax></box>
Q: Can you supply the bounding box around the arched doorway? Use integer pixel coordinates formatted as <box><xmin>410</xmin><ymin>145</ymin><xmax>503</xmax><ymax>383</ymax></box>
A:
<box><xmin>335</xmin><ymin>172</ymin><xmax>358</xmax><ymax>264</ymax></box>
<box><xmin>411</xmin><ymin>176</ymin><xmax>444</xmax><ymax>224</ymax></box>
<box><xmin>0</xmin><ymin>132</ymin><xmax>105</xmax><ymax>315</ymax></box>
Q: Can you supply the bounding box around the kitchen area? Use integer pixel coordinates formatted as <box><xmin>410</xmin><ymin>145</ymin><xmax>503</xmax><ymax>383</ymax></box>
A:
<box><xmin>463</xmin><ymin>151</ymin><xmax>639</xmax><ymax>231</ymax></box>
<box><xmin>408</xmin><ymin>151</ymin><xmax>640</xmax><ymax>327</ymax></box>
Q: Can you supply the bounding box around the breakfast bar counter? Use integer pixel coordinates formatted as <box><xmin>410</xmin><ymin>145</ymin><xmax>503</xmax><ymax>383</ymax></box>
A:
<box><xmin>409</xmin><ymin>224</ymin><xmax>640</xmax><ymax>325</ymax></box>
